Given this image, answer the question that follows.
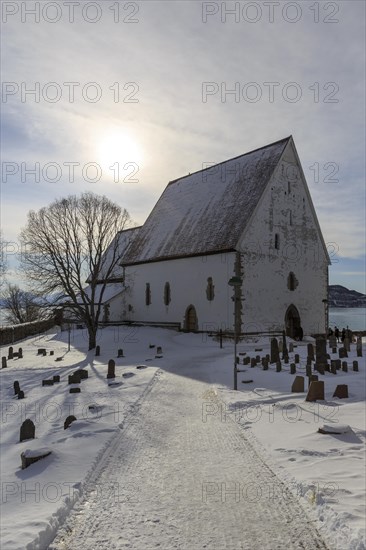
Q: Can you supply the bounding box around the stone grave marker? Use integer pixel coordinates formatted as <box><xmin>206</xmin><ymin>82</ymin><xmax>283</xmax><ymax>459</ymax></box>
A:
<box><xmin>356</xmin><ymin>336</ymin><xmax>362</xmax><ymax>357</ymax></box>
<box><xmin>329</xmin><ymin>334</ymin><xmax>337</xmax><ymax>349</ymax></box>
<box><xmin>243</xmin><ymin>357</ymin><xmax>250</xmax><ymax>365</ymax></box>
<box><xmin>8</xmin><ymin>347</ymin><xmax>14</xmax><ymax>360</ymax></box>
<box><xmin>315</xmin><ymin>337</ymin><xmax>327</xmax><ymax>371</ymax></box>
<box><xmin>276</xmin><ymin>361</ymin><xmax>281</xmax><ymax>372</ymax></box>
<box><xmin>250</xmin><ymin>358</ymin><xmax>256</xmax><ymax>368</ymax></box>
<box><xmin>117</xmin><ymin>349</ymin><xmax>124</xmax><ymax>358</ymax></box>
<box><xmin>270</xmin><ymin>338</ymin><xmax>279</xmax><ymax>364</ymax></box>
<box><xmin>307</xmin><ymin>343</ymin><xmax>314</xmax><ymax>361</ymax></box>
<box><xmin>262</xmin><ymin>359</ymin><xmax>268</xmax><ymax>371</ymax></box>
<box><xmin>342</xmin><ymin>362</ymin><xmax>348</xmax><ymax>373</ymax></box>
<box><xmin>294</xmin><ymin>354</ymin><xmax>299</xmax><ymax>364</ymax></box>
<box><xmin>353</xmin><ymin>361</ymin><xmax>359</xmax><ymax>372</ymax></box>
<box><xmin>344</xmin><ymin>338</ymin><xmax>351</xmax><ymax>352</ymax></box>
<box><xmin>339</xmin><ymin>347</ymin><xmax>347</xmax><ymax>359</ymax></box>
<box><xmin>107</xmin><ymin>359</ymin><xmax>115</xmax><ymax>379</ymax></box>
<box><xmin>2</xmin><ymin>357</ymin><xmax>7</xmax><ymax>368</ymax></box>
<box><xmin>75</xmin><ymin>369</ymin><xmax>88</xmax><ymax>380</ymax></box>
<box><xmin>279</xmin><ymin>340</ymin><xmax>283</xmax><ymax>353</ymax></box>
<box><xmin>14</xmin><ymin>381</ymin><xmax>20</xmax><ymax>395</ymax></box>
<box><xmin>95</xmin><ymin>345</ymin><xmax>100</xmax><ymax>357</ymax></box>
<box><xmin>50</xmin><ymin>350</ymin><xmax>54</xmax><ymax>356</ymax></box>
<box><xmin>310</xmin><ymin>374</ymin><xmax>318</xmax><ymax>382</ymax></box>
<box><xmin>18</xmin><ymin>390</ymin><xmax>25</xmax><ymax>399</ymax></box>
<box><xmin>155</xmin><ymin>346</ymin><xmax>163</xmax><ymax>358</ymax></box>
<box><xmin>64</xmin><ymin>415</ymin><xmax>77</xmax><ymax>430</ymax></box>
<box><xmin>53</xmin><ymin>375</ymin><xmax>60</xmax><ymax>383</ymax></box>
<box><xmin>333</xmin><ymin>385</ymin><xmax>348</xmax><ymax>399</ymax></box>
<box><xmin>289</xmin><ymin>342</ymin><xmax>294</xmax><ymax>353</ymax></box>
<box><xmin>335</xmin><ymin>359</ymin><xmax>341</xmax><ymax>370</ymax></box>
<box><xmin>290</xmin><ymin>363</ymin><xmax>296</xmax><ymax>375</ymax></box>
<box><xmin>68</xmin><ymin>372</ymin><xmax>81</xmax><ymax>384</ymax></box>
<box><xmin>18</xmin><ymin>348</ymin><xmax>23</xmax><ymax>359</ymax></box>
<box><xmin>306</xmin><ymin>380</ymin><xmax>324</xmax><ymax>402</ymax></box>
<box><xmin>37</xmin><ymin>348</ymin><xmax>45</xmax><ymax>355</ymax></box>
<box><xmin>21</xmin><ymin>449</ymin><xmax>51</xmax><ymax>469</ymax></box>
<box><xmin>291</xmin><ymin>376</ymin><xmax>304</xmax><ymax>392</ymax></box>
<box><xmin>20</xmin><ymin>419</ymin><xmax>35</xmax><ymax>442</ymax></box>
<box><xmin>282</xmin><ymin>330</ymin><xmax>288</xmax><ymax>359</ymax></box>
<box><xmin>283</xmin><ymin>355</ymin><xmax>289</xmax><ymax>364</ymax></box>
<box><xmin>255</xmin><ymin>355</ymin><xmax>260</xmax><ymax>364</ymax></box>
<box><xmin>306</xmin><ymin>364</ymin><xmax>312</xmax><ymax>378</ymax></box>
<box><xmin>42</xmin><ymin>379</ymin><xmax>54</xmax><ymax>386</ymax></box>
<box><xmin>330</xmin><ymin>361</ymin><xmax>337</xmax><ymax>375</ymax></box>
<box><xmin>69</xmin><ymin>387</ymin><xmax>81</xmax><ymax>394</ymax></box>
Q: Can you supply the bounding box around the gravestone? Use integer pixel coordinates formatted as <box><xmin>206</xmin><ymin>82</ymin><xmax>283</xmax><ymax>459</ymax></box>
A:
<box><xmin>342</xmin><ymin>361</ymin><xmax>348</xmax><ymax>373</ymax></box>
<box><xmin>107</xmin><ymin>359</ymin><xmax>115</xmax><ymax>379</ymax></box>
<box><xmin>290</xmin><ymin>363</ymin><xmax>296</xmax><ymax>375</ymax></box>
<box><xmin>21</xmin><ymin>449</ymin><xmax>51</xmax><ymax>470</ymax></box>
<box><xmin>262</xmin><ymin>358</ymin><xmax>269</xmax><ymax>371</ymax></box>
<box><xmin>18</xmin><ymin>347</ymin><xmax>23</xmax><ymax>359</ymax></box>
<box><xmin>335</xmin><ymin>359</ymin><xmax>341</xmax><ymax>370</ymax></box>
<box><xmin>14</xmin><ymin>381</ymin><xmax>20</xmax><ymax>395</ymax></box>
<box><xmin>50</xmin><ymin>350</ymin><xmax>54</xmax><ymax>356</ymax></box>
<box><xmin>20</xmin><ymin>419</ymin><xmax>35</xmax><ymax>442</ymax></box>
<box><xmin>2</xmin><ymin>357</ymin><xmax>7</xmax><ymax>368</ymax></box>
<box><xmin>283</xmin><ymin>355</ymin><xmax>289</xmax><ymax>364</ymax></box>
<box><xmin>306</xmin><ymin>364</ymin><xmax>312</xmax><ymax>378</ymax></box>
<box><xmin>42</xmin><ymin>379</ymin><xmax>54</xmax><ymax>386</ymax></box>
<box><xmin>289</xmin><ymin>343</ymin><xmax>294</xmax><ymax>353</ymax></box>
<box><xmin>294</xmin><ymin>354</ymin><xmax>299</xmax><ymax>364</ymax></box>
<box><xmin>307</xmin><ymin>343</ymin><xmax>314</xmax><ymax>361</ymax></box>
<box><xmin>53</xmin><ymin>375</ymin><xmax>60</xmax><ymax>383</ymax></box>
<box><xmin>306</xmin><ymin>381</ymin><xmax>324</xmax><ymax>402</ymax></box>
<box><xmin>68</xmin><ymin>373</ymin><xmax>81</xmax><ymax>384</ymax></box>
<box><xmin>270</xmin><ymin>338</ymin><xmax>279</xmax><ymax>363</ymax></box>
<box><xmin>69</xmin><ymin>387</ymin><xmax>81</xmax><ymax>393</ymax></box>
<box><xmin>13</xmin><ymin>352</ymin><xmax>19</xmax><ymax>358</ymax></box>
<box><xmin>315</xmin><ymin>337</ymin><xmax>327</xmax><ymax>371</ymax></box>
<box><xmin>330</xmin><ymin>361</ymin><xmax>337</xmax><ymax>375</ymax></box>
<box><xmin>37</xmin><ymin>348</ymin><xmax>45</xmax><ymax>355</ymax></box>
<box><xmin>310</xmin><ymin>375</ymin><xmax>319</xmax><ymax>382</ymax></box>
<box><xmin>276</xmin><ymin>361</ymin><xmax>281</xmax><ymax>372</ymax></box>
<box><xmin>64</xmin><ymin>415</ymin><xmax>77</xmax><ymax>430</ymax></box>
<box><xmin>18</xmin><ymin>390</ymin><xmax>25</xmax><ymax>399</ymax></box>
<box><xmin>255</xmin><ymin>355</ymin><xmax>260</xmax><ymax>364</ymax></box>
<box><xmin>42</xmin><ymin>350</ymin><xmax>47</xmax><ymax>356</ymax></box>
<box><xmin>279</xmin><ymin>340</ymin><xmax>283</xmax><ymax>353</ymax></box>
<box><xmin>291</xmin><ymin>376</ymin><xmax>304</xmax><ymax>393</ymax></box>
<box><xmin>329</xmin><ymin>334</ymin><xmax>337</xmax><ymax>349</ymax></box>
<box><xmin>332</xmin><ymin>347</ymin><xmax>337</xmax><ymax>354</ymax></box>
<box><xmin>333</xmin><ymin>385</ymin><xmax>348</xmax><ymax>398</ymax></box>
<box><xmin>95</xmin><ymin>345</ymin><xmax>100</xmax><ymax>357</ymax></box>
<box><xmin>339</xmin><ymin>347</ymin><xmax>347</xmax><ymax>359</ymax></box>
<box><xmin>356</xmin><ymin>336</ymin><xmax>362</xmax><ymax>357</ymax></box>
<box><xmin>75</xmin><ymin>369</ymin><xmax>88</xmax><ymax>380</ymax></box>
<box><xmin>316</xmin><ymin>364</ymin><xmax>325</xmax><ymax>375</ymax></box>
<box><xmin>155</xmin><ymin>346</ymin><xmax>163</xmax><ymax>358</ymax></box>
<box><xmin>243</xmin><ymin>357</ymin><xmax>250</xmax><ymax>365</ymax></box>
<box><xmin>8</xmin><ymin>347</ymin><xmax>13</xmax><ymax>360</ymax></box>
<box><xmin>353</xmin><ymin>361</ymin><xmax>359</xmax><ymax>372</ymax></box>
<box><xmin>250</xmin><ymin>358</ymin><xmax>256</xmax><ymax>368</ymax></box>
<box><xmin>282</xmin><ymin>330</ymin><xmax>288</xmax><ymax>359</ymax></box>
<box><xmin>344</xmin><ymin>338</ymin><xmax>351</xmax><ymax>352</ymax></box>
<box><xmin>117</xmin><ymin>349</ymin><xmax>124</xmax><ymax>358</ymax></box>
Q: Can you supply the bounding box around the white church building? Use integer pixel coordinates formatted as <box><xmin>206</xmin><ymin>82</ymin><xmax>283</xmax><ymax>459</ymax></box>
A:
<box><xmin>97</xmin><ymin>136</ymin><xmax>330</xmax><ymax>337</ymax></box>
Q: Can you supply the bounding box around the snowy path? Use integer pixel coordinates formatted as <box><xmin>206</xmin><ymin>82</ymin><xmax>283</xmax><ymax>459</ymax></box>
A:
<box><xmin>49</xmin><ymin>357</ymin><xmax>328</xmax><ymax>550</ymax></box>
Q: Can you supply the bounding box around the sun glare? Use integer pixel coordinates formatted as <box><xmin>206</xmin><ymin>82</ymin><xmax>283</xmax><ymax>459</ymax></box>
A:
<box><xmin>96</xmin><ymin>130</ymin><xmax>143</xmax><ymax>181</ymax></box>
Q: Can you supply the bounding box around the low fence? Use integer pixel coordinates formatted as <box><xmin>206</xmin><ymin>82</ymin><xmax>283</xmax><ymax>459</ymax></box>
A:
<box><xmin>0</xmin><ymin>317</ymin><xmax>57</xmax><ymax>346</ymax></box>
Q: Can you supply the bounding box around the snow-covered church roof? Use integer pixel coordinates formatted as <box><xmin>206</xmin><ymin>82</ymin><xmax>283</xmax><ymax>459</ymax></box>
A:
<box><xmin>122</xmin><ymin>137</ymin><xmax>291</xmax><ymax>265</ymax></box>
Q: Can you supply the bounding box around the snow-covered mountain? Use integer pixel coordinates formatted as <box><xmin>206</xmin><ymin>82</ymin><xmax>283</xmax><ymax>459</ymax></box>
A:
<box><xmin>329</xmin><ymin>285</ymin><xmax>366</xmax><ymax>308</ymax></box>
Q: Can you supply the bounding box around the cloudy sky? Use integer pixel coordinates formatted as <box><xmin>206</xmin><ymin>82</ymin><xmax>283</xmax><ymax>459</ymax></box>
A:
<box><xmin>1</xmin><ymin>0</ymin><xmax>365</xmax><ymax>292</ymax></box>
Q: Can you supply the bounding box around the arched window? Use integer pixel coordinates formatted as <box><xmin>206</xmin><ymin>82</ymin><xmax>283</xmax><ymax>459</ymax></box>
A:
<box><xmin>145</xmin><ymin>283</ymin><xmax>151</xmax><ymax>305</ymax></box>
<box><xmin>287</xmin><ymin>272</ymin><xmax>298</xmax><ymax>291</ymax></box>
<box><xmin>206</xmin><ymin>277</ymin><xmax>215</xmax><ymax>301</ymax></box>
<box><xmin>164</xmin><ymin>282</ymin><xmax>171</xmax><ymax>305</ymax></box>
<box><xmin>274</xmin><ymin>233</ymin><xmax>280</xmax><ymax>250</ymax></box>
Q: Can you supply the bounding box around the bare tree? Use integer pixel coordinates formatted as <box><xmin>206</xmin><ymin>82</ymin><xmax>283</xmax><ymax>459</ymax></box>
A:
<box><xmin>19</xmin><ymin>192</ymin><xmax>130</xmax><ymax>349</ymax></box>
<box><xmin>2</xmin><ymin>284</ymin><xmax>41</xmax><ymax>324</ymax></box>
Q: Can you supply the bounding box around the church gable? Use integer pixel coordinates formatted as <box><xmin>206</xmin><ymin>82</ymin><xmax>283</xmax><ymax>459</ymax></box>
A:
<box><xmin>123</xmin><ymin>137</ymin><xmax>291</xmax><ymax>266</ymax></box>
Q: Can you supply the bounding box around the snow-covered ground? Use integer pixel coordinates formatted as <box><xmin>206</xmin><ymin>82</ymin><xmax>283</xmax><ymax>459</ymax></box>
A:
<box><xmin>0</xmin><ymin>326</ymin><xmax>365</xmax><ymax>549</ymax></box>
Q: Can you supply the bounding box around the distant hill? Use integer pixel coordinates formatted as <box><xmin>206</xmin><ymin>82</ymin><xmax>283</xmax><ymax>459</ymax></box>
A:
<box><xmin>328</xmin><ymin>285</ymin><xmax>366</xmax><ymax>308</ymax></box>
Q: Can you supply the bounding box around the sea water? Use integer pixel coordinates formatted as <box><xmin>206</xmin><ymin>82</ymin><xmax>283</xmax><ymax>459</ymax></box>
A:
<box><xmin>329</xmin><ymin>308</ymin><xmax>366</xmax><ymax>331</ymax></box>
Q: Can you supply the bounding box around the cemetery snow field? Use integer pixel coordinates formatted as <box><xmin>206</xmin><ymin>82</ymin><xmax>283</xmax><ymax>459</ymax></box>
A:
<box><xmin>0</xmin><ymin>327</ymin><xmax>365</xmax><ymax>550</ymax></box>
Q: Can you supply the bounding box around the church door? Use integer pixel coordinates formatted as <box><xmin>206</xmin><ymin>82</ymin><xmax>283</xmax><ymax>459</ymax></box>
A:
<box><xmin>285</xmin><ymin>305</ymin><xmax>301</xmax><ymax>339</ymax></box>
<box><xmin>184</xmin><ymin>305</ymin><xmax>198</xmax><ymax>332</ymax></box>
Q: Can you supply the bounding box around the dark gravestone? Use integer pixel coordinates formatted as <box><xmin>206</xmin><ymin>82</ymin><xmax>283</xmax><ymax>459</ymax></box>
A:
<box><xmin>243</xmin><ymin>357</ymin><xmax>250</xmax><ymax>365</ymax></box>
<box><xmin>282</xmin><ymin>330</ymin><xmax>288</xmax><ymax>359</ymax></box>
<box><xmin>335</xmin><ymin>359</ymin><xmax>341</xmax><ymax>370</ymax></box>
<box><xmin>317</xmin><ymin>364</ymin><xmax>325</xmax><ymax>375</ymax></box>
<box><xmin>290</xmin><ymin>364</ymin><xmax>296</xmax><ymax>375</ymax></box>
<box><xmin>315</xmin><ymin>337</ymin><xmax>327</xmax><ymax>371</ymax></box>
<box><xmin>270</xmin><ymin>338</ymin><xmax>280</xmax><ymax>364</ymax></box>
<box><xmin>306</xmin><ymin>381</ymin><xmax>324</xmax><ymax>402</ymax></box>
<box><xmin>289</xmin><ymin>342</ymin><xmax>294</xmax><ymax>353</ymax></box>
<box><xmin>155</xmin><ymin>346</ymin><xmax>163</xmax><ymax>358</ymax></box>
<box><xmin>332</xmin><ymin>348</ymin><xmax>337</xmax><ymax>354</ymax></box>
<box><xmin>2</xmin><ymin>357</ymin><xmax>7</xmax><ymax>368</ymax></box>
<box><xmin>329</xmin><ymin>334</ymin><xmax>337</xmax><ymax>349</ymax></box>
<box><xmin>266</xmin><ymin>354</ymin><xmax>270</xmax><ymax>361</ymax></box>
<box><xmin>18</xmin><ymin>348</ymin><xmax>23</xmax><ymax>359</ymax></box>
<box><xmin>291</xmin><ymin>376</ymin><xmax>304</xmax><ymax>392</ymax></box>
<box><xmin>21</xmin><ymin>450</ymin><xmax>51</xmax><ymax>469</ymax></box>
<box><xmin>64</xmin><ymin>415</ymin><xmax>77</xmax><ymax>429</ymax></box>
<box><xmin>69</xmin><ymin>387</ymin><xmax>81</xmax><ymax>393</ymax></box>
<box><xmin>276</xmin><ymin>361</ymin><xmax>281</xmax><ymax>372</ymax></box>
<box><xmin>55</xmin><ymin>357</ymin><xmax>63</xmax><ymax>362</ymax></box>
<box><xmin>279</xmin><ymin>340</ymin><xmax>283</xmax><ymax>353</ymax></box>
<box><xmin>356</xmin><ymin>336</ymin><xmax>362</xmax><ymax>357</ymax></box>
<box><xmin>20</xmin><ymin>419</ymin><xmax>35</xmax><ymax>442</ymax></box>
<box><xmin>294</xmin><ymin>354</ymin><xmax>300</xmax><ymax>364</ymax></box>
<box><xmin>8</xmin><ymin>347</ymin><xmax>14</xmax><ymax>360</ymax></box>
<box><xmin>95</xmin><ymin>345</ymin><xmax>100</xmax><ymax>357</ymax></box>
<box><xmin>330</xmin><ymin>361</ymin><xmax>337</xmax><ymax>375</ymax></box>
<box><xmin>250</xmin><ymin>358</ymin><xmax>256</xmax><ymax>368</ymax></box>
<box><xmin>42</xmin><ymin>379</ymin><xmax>54</xmax><ymax>386</ymax></box>
<box><xmin>14</xmin><ymin>381</ymin><xmax>20</xmax><ymax>395</ymax></box>
<box><xmin>283</xmin><ymin>355</ymin><xmax>289</xmax><ymax>364</ymax></box>
<box><xmin>339</xmin><ymin>347</ymin><xmax>347</xmax><ymax>359</ymax></box>
<box><xmin>50</xmin><ymin>350</ymin><xmax>54</xmax><ymax>356</ymax></box>
<box><xmin>42</xmin><ymin>350</ymin><xmax>47</xmax><ymax>357</ymax></box>
<box><xmin>117</xmin><ymin>349</ymin><xmax>124</xmax><ymax>358</ymax></box>
<box><xmin>13</xmin><ymin>352</ymin><xmax>19</xmax><ymax>358</ymax></box>
<box><xmin>37</xmin><ymin>348</ymin><xmax>45</xmax><ymax>355</ymax></box>
<box><xmin>107</xmin><ymin>359</ymin><xmax>115</xmax><ymax>379</ymax></box>
<box><xmin>255</xmin><ymin>355</ymin><xmax>261</xmax><ymax>364</ymax></box>
<box><xmin>306</xmin><ymin>364</ymin><xmax>312</xmax><ymax>378</ymax></box>
<box><xmin>310</xmin><ymin>375</ymin><xmax>319</xmax><ymax>382</ymax></box>
<box><xmin>53</xmin><ymin>375</ymin><xmax>60</xmax><ymax>383</ymax></box>
<box><xmin>353</xmin><ymin>361</ymin><xmax>359</xmax><ymax>372</ymax></box>
<box><xmin>68</xmin><ymin>373</ymin><xmax>81</xmax><ymax>384</ymax></box>
<box><xmin>342</xmin><ymin>362</ymin><xmax>348</xmax><ymax>373</ymax></box>
<box><xmin>344</xmin><ymin>338</ymin><xmax>351</xmax><ymax>352</ymax></box>
<box><xmin>18</xmin><ymin>390</ymin><xmax>25</xmax><ymax>399</ymax></box>
<box><xmin>307</xmin><ymin>343</ymin><xmax>315</xmax><ymax>361</ymax></box>
<box><xmin>333</xmin><ymin>385</ymin><xmax>348</xmax><ymax>399</ymax></box>
<box><xmin>75</xmin><ymin>369</ymin><xmax>88</xmax><ymax>380</ymax></box>
<box><xmin>262</xmin><ymin>359</ymin><xmax>269</xmax><ymax>371</ymax></box>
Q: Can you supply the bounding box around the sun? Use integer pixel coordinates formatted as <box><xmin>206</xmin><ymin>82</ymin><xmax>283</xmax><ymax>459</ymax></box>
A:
<box><xmin>96</xmin><ymin>129</ymin><xmax>143</xmax><ymax>181</ymax></box>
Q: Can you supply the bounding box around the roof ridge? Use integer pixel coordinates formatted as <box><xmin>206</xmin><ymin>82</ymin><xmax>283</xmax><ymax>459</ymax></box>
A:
<box><xmin>168</xmin><ymin>135</ymin><xmax>292</xmax><ymax>186</ymax></box>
